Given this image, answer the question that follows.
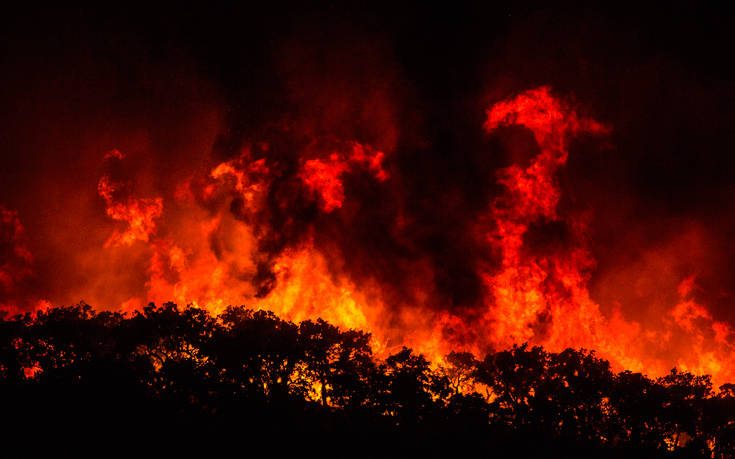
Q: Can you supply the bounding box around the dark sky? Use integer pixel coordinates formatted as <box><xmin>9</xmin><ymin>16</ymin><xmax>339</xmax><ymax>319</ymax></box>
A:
<box><xmin>1</xmin><ymin>3</ymin><xmax>734</xmax><ymax>325</ymax></box>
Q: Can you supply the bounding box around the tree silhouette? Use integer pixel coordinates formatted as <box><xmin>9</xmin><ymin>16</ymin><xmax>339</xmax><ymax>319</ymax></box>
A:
<box><xmin>544</xmin><ymin>348</ymin><xmax>614</xmax><ymax>442</ymax></box>
<box><xmin>475</xmin><ymin>344</ymin><xmax>548</xmax><ymax>428</ymax></box>
<box><xmin>1</xmin><ymin>303</ymin><xmax>734</xmax><ymax>458</ymax></box>
<box><xmin>441</xmin><ymin>350</ymin><xmax>480</xmax><ymax>395</ymax></box>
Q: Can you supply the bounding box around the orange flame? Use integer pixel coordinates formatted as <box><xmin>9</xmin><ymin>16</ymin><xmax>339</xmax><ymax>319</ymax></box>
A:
<box><xmin>300</xmin><ymin>142</ymin><xmax>388</xmax><ymax>212</ymax></box>
<box><xmin>97</xmin><ymin>176</ymin><xmax>163</xmax><ymax>247</ymax></box>
<box><xmin>3</xmin><ymin>86</ymin><xmax>734</xmax><ymax>386</ymax></box>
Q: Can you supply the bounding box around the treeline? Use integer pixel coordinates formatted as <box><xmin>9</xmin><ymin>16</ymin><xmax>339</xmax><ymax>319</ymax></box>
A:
<box><xmin>1</xmin><ymin>303</ymin><xmax>734</xmax><ymax>458</ymax></box>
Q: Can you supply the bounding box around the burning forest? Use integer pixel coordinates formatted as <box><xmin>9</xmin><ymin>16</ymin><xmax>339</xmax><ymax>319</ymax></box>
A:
<box><xmin>1</xmin><ymin>3</ymin><xmax>734</xmax><ymax>457</ymax></box>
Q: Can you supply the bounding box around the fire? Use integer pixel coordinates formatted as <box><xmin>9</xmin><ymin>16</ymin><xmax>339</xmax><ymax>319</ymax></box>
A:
<box><xmin>2</xmin><ymin>86</ymin><xmax>734</xmax><ymax>385</ymax></box>
<box><xmin>480</xmin><ymin>86</ymin><xmax>610</xmax><ymax>351</ymax></box>
<box><xmin>474</xmin><ymin>87</ymin><xmax>735</xmax><ymax>383</ymax></box>
<box><xmin>98</xmin><ymin>175</ymin><xmax>163</xmax><ymax>247</ymax></box>
<box><xmin>299</xmin><ymin>142</ymin><xmax>388</xmax><ymax>213</ymax></box>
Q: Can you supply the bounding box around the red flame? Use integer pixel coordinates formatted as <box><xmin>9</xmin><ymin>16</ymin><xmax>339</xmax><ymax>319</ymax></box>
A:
<box><xmin>300</xmin><ymin>142</ymin><xmax>388</xmax><ymax>213</ymax></box>
<box><xmin>2</xmin><ymin>86</ymin><xmax>734</xmax><ymax>386</ymax></box>
<box><xmin>97</xmin><ymin>175</ymin><xmax>163</xmax><ymax>247</ymax></box>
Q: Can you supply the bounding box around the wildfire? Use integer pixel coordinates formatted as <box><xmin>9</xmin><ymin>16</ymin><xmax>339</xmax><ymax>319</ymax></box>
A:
<box><xmin>97</xmin><ymin>175</ymin><xmax>163</xmax><ymax>247</ymax></box>
<box><xmin>299</xmin><ymin>142</ymin><xmax>388</xmax><ymax>213</ymax></box>
<box><xmin>2</xmin><ymin>87</ymin><xmax>734</xmax><ymax>385</ymax></box>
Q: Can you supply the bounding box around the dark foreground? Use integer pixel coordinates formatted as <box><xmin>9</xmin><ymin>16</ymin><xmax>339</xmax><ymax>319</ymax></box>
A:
<box><xmin>1</xmin><ymin>303</ymin><xmax>733</xmax><ymax>458</ymax></box>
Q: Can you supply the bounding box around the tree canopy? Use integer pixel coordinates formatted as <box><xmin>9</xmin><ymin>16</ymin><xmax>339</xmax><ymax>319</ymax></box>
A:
<box><xmin>1</xmin><ymin>303</ymin><xmax>733</xmax><ymax>458</ymax></box>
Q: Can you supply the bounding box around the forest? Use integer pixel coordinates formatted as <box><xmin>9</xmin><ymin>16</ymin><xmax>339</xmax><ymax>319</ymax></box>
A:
<box><xmin>1</xmin><ymin>303</ymin><xmax>733</xmax><ymax>458</ymax></box>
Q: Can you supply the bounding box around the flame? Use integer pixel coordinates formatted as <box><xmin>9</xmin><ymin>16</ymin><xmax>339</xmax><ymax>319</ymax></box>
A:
<box><xmin>97</xmin><ymin>176</ymin><xmax>163</xmax><ymax>247</ymax></box>
<box><xmin>299</xmin><ymin>142</ymin><xmax>388</xmax><ymax>212</ymax></box>
<box><xmin>3</xmin><ymin>86</ymin><xmax>735</xmax><ymax>385</ymax></box>
<box><xmin>480</xmin><ymin>86</ymin><xmax>610</xmax><ymax>350</ymax></box>
<box><xmin>473</xmin><ymin>87</ymin><xmax>735</xmax><ymax>383</ymax></box>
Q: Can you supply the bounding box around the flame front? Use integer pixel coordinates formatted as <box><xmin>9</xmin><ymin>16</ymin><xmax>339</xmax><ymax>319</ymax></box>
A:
<box><xmin>2</xmin><ymin>87</ymin><xmax>734</xmax><ymax>386</ymax></box>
